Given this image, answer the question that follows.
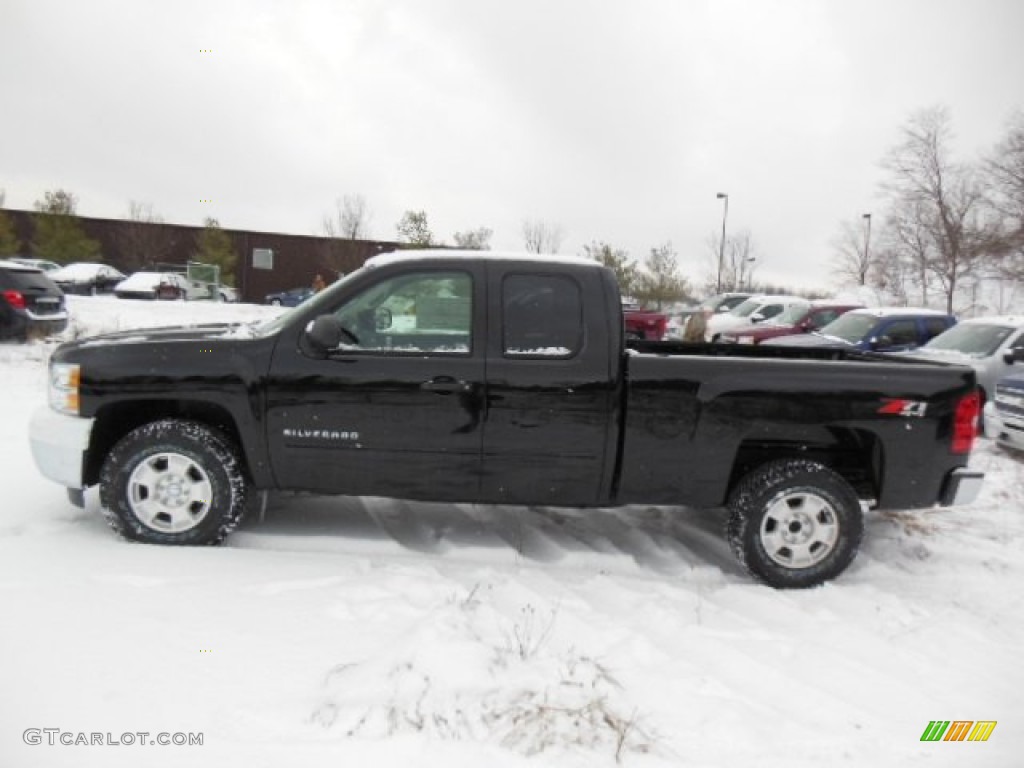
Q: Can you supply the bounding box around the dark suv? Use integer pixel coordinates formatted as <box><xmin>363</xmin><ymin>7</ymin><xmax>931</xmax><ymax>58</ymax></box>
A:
<box><xmin>0</xmin><ymin>261</ymin><xmax>69</xmax><ymax>341</ymax></box>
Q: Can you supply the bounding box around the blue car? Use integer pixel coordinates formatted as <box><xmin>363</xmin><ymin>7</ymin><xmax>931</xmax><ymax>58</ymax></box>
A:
<box><xmin>765</xmin><ymin>307</ymin><xmax>956</xmax><ymax>352</ymax></box>
<box><xmin>264</xmin><ymin>287</ymin><xmax>314</xmax><ymax>307</ymax></box>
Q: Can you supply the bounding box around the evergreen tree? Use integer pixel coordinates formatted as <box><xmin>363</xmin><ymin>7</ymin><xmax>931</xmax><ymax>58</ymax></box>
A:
<box><xmin>30</xmin><ymin>188</ymin><xmax>100</xmax><ymax>263</ymax></box>
<box><xmin>194</xmin><ymin>217</ymin><xmax>237</xmax><ymax>286</ymax></box>
<box><xmin>633</xmin><ymin>242</ymin><xmax>691</xmax><ymax>310</ymax></box>
<box><xmin>582</xmin><ymin>241</ymin><xmax>637</xmax><ymax>298</ymax></box>
<box><xmin>0</xmin><ymin>210</ymin><xmax>19</xmax><ymax>255</ymax></box>
<box><xmin>396</xmin><ymin>210</ymin><xmax>434</xmax><ymax>246</ymax></box>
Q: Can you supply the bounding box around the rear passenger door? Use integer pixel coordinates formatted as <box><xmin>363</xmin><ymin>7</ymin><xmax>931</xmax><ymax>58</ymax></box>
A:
<box><xmin>480</xmin><ymin>266</ymin><xmax>618</xmax><ymax>506</ymax></box>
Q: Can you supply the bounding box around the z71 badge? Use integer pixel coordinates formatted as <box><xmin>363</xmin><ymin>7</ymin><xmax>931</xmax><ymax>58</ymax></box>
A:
<box><xmin>877</xmin><ymin>399</ymin><xmax>928</xmax><ymax>418</ymax></box>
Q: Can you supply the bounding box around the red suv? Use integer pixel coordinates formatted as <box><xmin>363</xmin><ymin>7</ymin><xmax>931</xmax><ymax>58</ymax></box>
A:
<box><xmin>718</xmin><ymin>300</ymin><xmax>863</xmax><ymax>344</ymax></box>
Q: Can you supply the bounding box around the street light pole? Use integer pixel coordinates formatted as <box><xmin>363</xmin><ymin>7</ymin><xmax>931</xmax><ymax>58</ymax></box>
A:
<box><xmin>862</xmin><ymin>213</ymin><xmax>872</xmax><ymax>286</ymax></box>
<box><xmin>716</xmin><ymin>192</ymin><xmax>729</xmax><ymax>293</ymax></box>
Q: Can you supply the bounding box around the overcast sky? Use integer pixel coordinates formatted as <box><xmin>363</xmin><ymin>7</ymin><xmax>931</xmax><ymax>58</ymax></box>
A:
<box><xmin>2</xmin><ymin>0</ymin><xmax>1022</xmax><ymax>290</ymax></box>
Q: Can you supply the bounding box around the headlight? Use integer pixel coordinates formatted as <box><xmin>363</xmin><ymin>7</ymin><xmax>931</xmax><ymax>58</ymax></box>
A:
<box><xmin>49</xmin><ymin>363</ymin><xmax>81</xmax><ymax>416</ymax></box>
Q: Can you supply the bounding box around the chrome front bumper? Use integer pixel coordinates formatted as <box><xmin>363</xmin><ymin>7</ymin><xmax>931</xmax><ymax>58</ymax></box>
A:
<box><xmin>984</xmin><ymin>401</ymin><xmax>1024</xmax><ymax>452</ymax></box>
<box><xmin>29</xmin><ymin>406</ymin><xmax>95</xmax><ymax>490</ymax></box>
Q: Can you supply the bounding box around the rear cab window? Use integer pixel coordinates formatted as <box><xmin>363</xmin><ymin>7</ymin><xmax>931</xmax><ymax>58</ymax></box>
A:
<box><xmin>502</xmin><ymin>273</ymin><xmax>583</xmax><ymax>358</ymax></box>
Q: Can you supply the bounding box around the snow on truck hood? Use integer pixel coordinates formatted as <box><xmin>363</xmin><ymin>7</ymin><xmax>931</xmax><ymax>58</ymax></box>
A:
<box><xmin>72</xmin><ymin>323</ymin><xmax>244</xmax><ymax>348</ymax></box>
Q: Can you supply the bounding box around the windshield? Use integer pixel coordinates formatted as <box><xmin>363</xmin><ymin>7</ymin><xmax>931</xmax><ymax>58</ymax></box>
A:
<box><xmin>922</xmin><ymin>323</ymin><xmax>1016</xmax><ymax>357</ymax></box>
<box><xmin>816</xmin><ymin>312</ymin><xmax>877</xmax><ymax>344</ymax></box>
<box><xmin>730</xmin><ymin>298</ymin><xmax>762</xmax><ymax>318</ymax></box>
<box><xmin>770</xmin><ymin>302</ymin><xmax>810</xmax><ymax>325</ymax></box>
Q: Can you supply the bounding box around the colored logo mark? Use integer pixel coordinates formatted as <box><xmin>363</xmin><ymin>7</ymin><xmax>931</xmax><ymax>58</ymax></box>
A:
<box><xmin>920</xmin><ymin>720</ymin><xmax>997</xmax><ymax>742</ymax></box>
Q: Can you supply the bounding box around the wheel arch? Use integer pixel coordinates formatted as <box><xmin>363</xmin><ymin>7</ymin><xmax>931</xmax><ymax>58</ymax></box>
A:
<box><xmin>85</xmin><ymin>400</ymin><xmax>249</xmax><ymax>487</ymax></box>
<box><xmin>728</xmin><ymin>427</ymin><xmax>883</xmax><ymax>504</ymax></box>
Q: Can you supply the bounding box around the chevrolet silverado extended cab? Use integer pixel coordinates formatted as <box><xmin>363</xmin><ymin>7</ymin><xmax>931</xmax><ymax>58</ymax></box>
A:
<box><xmin>30</xmin><ymin>251</ymin><xmax>984</xmax><ymax>588</ymax></box>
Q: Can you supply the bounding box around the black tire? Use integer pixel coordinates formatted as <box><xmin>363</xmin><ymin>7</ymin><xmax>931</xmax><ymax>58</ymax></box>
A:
<box><xmin>99</xmin><ymin>419</ymin><xmax>248</xmax><ymax>545</ymax></box>
<box><xmin>726</xmin><ymin>459</ymin><xmax>863</xmax><ymax>588</ymax></box>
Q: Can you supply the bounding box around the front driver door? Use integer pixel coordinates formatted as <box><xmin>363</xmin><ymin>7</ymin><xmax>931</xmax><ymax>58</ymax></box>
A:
<box><xmin>265</xmin><ymin>265</ymin><xmax>485</xmax><ymax>501</ymax></box>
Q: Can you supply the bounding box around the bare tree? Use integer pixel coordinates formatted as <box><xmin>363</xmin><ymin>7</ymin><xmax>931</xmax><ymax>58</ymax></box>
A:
<box><xmin>985</xmin><ymin>112</ymin><xmax>1024</xmax><ymax>281</ymax></box>
<box><xmin>881</xmin><ymin>106</ymin><xmax>1001</xmax><ymax>313</ymax></box>
<box><xmin>521</xmin><ymin>219</ymin><xmax>564</xmax><ymax>254</ymax></box>
<box><xmin>582</xmin><ymin>241</ymin><xmax>637</xmax><ymax>297</ymax></box>
<box><xmin>323</xmin><ymin>194</ymin><xmax>372</xmax><ymax>240</ymax></box>
<box><xmin>705</xmin><ymin>229</ymin><xmax>758</xmax><ymax>292</ymax></box>
<box><xmin>118</xmin><ymin>201</ymin><xmax>174</xmax><ymax>270</ymax></box>
<box><xmin>633</xmin><ymin>242</ymin><xmax>691</xmax><ymax>309</ymax></box>
<box><xmin>881</xmin><ymin>202</ymin><xmax>934</xmax><ymax>305</ymax></box>
<box><xmin>830</xmin><ymin>216</ymin><xmax>874</xmax><ymax>286</ymax></box>
<box><xmin>34</xmin><ymin>188</ymin><xmax>78</xmax><ymax>216</ymax></box>
<box><xmin>452</xmin><ymin>227</ymin><xmax>493</xmax><ymax>250</ymax></box>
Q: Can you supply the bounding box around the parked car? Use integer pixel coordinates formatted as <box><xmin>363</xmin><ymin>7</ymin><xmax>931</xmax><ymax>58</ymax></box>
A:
<box><xmin>766</xmin><ymin>308</ymin><xmax>956</xmax><ymax>352</ymax></box>
<box><xmin>705</xmin><ymin>294</ymin><xmax>806</xmax><ymax>341</ymax></box>
<box><xmin>682</xmin><ymin>292</ymin><xmax>752</xmax><ymax>341</ymax></box>
<box><xmin>114</xmin><ymin>271</ymin><xmax>193</xmax><ymax>300</ymax></box>
<box><xmin>907</xmin><ymin>316</ymin><xmax>1024</xmax><ymax>406</ymax></box>
<box><xmin>265</xmin><ymin>287</ymin><xmax>313</xmax><ymax>306</ymax></box>
<box><xmin>0</xmin><ymin>261</ymin><xmax>69</xmax><ymax>341</ymax></box>
<box><xmin>623</xmin><ymin>305</ymin><xmax>669</xmax><ymax>340</ymax></box>
<box><xmin>984</xmin><ymin>360</ymin><xmax>1024</xmax><ymax>452</ymax></box>
<box><xmin>7</xmin><ymin>257</ymin><xmax>61</xmax><ymax>272</ymax></box>
<box><xmin>718</xmin><ymin>300</ymin><xmax>864</xmax><ymax>344</ymax></box>
<box><xmin>30</xmin><ymin>250</ymin><xmax>984</xmax><ymax>589</ymax></box>
<box><xmin>49</xmin><ymin>262</ymin><xmax>126</xmax><ymax>295</ymax></box>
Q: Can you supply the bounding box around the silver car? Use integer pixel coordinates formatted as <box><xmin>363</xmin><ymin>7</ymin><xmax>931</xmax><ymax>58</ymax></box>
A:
<box><xmin>909</xmin><ymin>316</ymin><xmax>1024</xmax><ymax>404</ymax></box>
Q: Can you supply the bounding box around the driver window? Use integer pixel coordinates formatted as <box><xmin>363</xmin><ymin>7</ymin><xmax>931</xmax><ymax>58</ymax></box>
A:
<box><xmin>333</xmin><ymin>271</ymin><xmax>472</xmax><ymax>354</ymax></box>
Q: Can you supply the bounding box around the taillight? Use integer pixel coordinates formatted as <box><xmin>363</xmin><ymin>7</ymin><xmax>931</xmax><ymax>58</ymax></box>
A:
<box><xmin>3</xmin><ymin>290</ymin><xmax>26</xmax><ymax>310</ymax></box>
<box><xmin>951</xmin><ymin>391</ymin><xmax>980</xmax><ymax>454</ymax></box>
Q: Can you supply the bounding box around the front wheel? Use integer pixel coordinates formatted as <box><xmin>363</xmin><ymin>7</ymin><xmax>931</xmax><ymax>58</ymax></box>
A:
<box><xmin>99</xmin><ymin>419</ymin><xmax>249</xmax><ymax>545</ymax></box>
<box><xmin>726</xmin><ymin>459</ymin><xmax>863</xmax><ymax>588</ymax></box>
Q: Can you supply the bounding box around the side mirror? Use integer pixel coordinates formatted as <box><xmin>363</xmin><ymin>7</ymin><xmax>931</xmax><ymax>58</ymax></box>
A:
<box><xmin>1009</xmin><ymin>348</ymin><xmax>1024</xmax><ymax>364</ymax></box>
<box><xmin>750</xmin><ymin>312</ymin><xmax>765</xmax><ymax>323</ymax></box>
<box><xmin>305</xmin><ymin>315</ymin><xmax>357</xmax><ymax>354</ymax></box>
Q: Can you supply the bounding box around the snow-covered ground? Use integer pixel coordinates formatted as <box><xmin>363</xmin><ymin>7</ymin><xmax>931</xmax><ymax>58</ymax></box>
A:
<box><xmin>1</xmin><ymin>297</ymin><xmax>1022</xmax><ymax>767</ymax></box>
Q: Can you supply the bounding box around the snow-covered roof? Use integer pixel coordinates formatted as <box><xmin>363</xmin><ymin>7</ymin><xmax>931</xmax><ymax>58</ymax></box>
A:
<box><xmin>366</xmin><ymin>249</ymin><xmax>602</xmax><ymax>270</ymax></box>
<box><xmin>955</xmin><ymin>315</ymin><xmax>1024</xmax><ymax>327</ymax></box>
<box><xmin>850</xmin><ymin>306</ymin><xmax>952</xmax><ymax>317</ymax></box>
<box><xmin>49</xmin><ymin>262</ymin><xmax>120</xmax><ymax>280</ymax></box>
<box><xmin>114</xmin><ymin>271</ymin><xmax>180</xmax><ymax>290</ymax></box>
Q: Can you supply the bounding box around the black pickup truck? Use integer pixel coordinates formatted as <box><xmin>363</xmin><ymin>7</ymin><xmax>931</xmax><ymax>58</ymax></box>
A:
<box><xmin>30</xmin><ymin>251</ymin><xmax>984</xmax><ymax>587</ymax></box>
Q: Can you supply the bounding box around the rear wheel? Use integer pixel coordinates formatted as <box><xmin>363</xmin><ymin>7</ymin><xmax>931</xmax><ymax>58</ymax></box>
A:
<box><xmin>726</xmin><ymin>459</ymin><xmax>863</xmax><ymax>588</ymax></box>
<box><xmin>99</xmin><ymin>419</ymin><xmax>248</xmax><ymax>545</ymax></box>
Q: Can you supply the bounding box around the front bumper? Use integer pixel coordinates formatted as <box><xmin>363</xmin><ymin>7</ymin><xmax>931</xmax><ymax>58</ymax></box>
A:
<box><xmin>29</xmin><ymin>406</ymin><xmax>95</xmax><ymax>490</ymax></box>
<box><xmin>984</xmin><ymin>401</ymin><xmax>1024</xmax><ymax>452</ymax></box>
